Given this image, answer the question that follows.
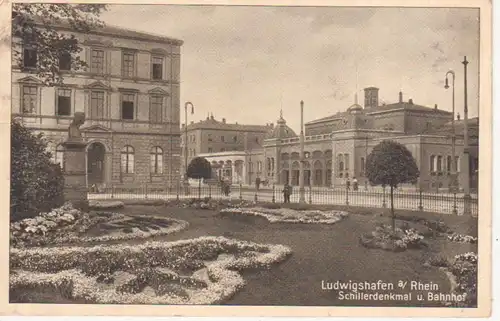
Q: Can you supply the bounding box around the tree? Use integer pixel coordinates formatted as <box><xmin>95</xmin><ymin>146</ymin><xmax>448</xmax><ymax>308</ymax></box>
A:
<box><xmin>187</xmin><ymin>157</ymin><xmax>212</xmax><ymax>199</ymax></box>
<box><xmin>11</xmin><ymin>119</ymin><xmax>65</xmax><ymax>221</ymax></box>
<box><xmin>365</xmin><ymin>140</ymin><xmax>420</xmax><ymax>230</ymax></box>
<box><xmin>12</xmin><ymin>3</ymin><xmax>107</xmax><ymax>86</ymax></box>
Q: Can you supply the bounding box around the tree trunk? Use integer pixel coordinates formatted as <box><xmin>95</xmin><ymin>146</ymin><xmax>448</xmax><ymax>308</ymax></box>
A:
<box><xmin>198</xmin><ymin>179</ymin><xmax>201</xmax><ymax>200</ymax></box>
<box><xmin>390</xmin><ymin>185</ymin><xmax>395</xmax><ymax>231</ymax></box>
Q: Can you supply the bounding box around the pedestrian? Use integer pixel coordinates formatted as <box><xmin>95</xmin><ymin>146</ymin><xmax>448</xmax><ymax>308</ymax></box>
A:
<box><xmin>346</xmin><ymin>177</ymin><xmax>351</xmax><ymax>191</ymax></box>
<box><xmin>255</xmin><ymin>177</ymin><xmax>261</xmax><ymax>191</ymax></box>
<box><xmin>353</xmin><ymin>177</ymin><xmax>358</xmax><ymax>191</ymax></box>
<box><xmin>283</xmin><ymin>183</ymin><xmax>290</xmax><ymax>203</ymax></box>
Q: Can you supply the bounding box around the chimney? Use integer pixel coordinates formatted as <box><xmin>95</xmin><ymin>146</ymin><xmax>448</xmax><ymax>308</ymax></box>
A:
<box><xmin>434</xmin><ymin>104</ymin><xmax>438</xmax><ymax>110</ymax></box>
<box><xmin>363</xmin><ymin>87</ymin><xmax>379</xmax><ymax>108</ymax></box>
<box><xmin>457</xmin><ymin>113</ymin><xmax>461</xmax><ymax>121</ymax></box>
<box><xmin>409</xmin><ymin>98</ymin><xmax>413</xmax><ymax>104</ymax></box>
<box><xmin>190</xmin><ymin>121</ymin><xmax>194</xmax><ymax>125</ymax></box>
<box><xmin>399</xmin><ymin>91</ymin><xmax>403</xmax><ymax>103</ymax></box>
<box><xmin>270</xmin><ymin>123</ymin><xmax>274</xmax><ymax>129</ymax></box>
<box><xmin>222</xmin><ymin>118</ymin><xmax>226</xmax><ymax>124</ymax></box>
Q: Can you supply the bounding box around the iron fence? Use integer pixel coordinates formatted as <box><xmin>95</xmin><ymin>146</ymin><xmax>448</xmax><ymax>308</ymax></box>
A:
<box><xmin>88</xmin><ymin>183</ymin><xmax>478</xmax><ymax>216</ymax></box>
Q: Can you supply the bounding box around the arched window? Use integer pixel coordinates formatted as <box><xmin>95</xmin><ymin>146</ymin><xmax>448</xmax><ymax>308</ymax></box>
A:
<box><xmin>121</xmin><ymin>145</ymin><xmax>134</xmax><ymax>174</ymax></box>
<box><xmin>271</xmin><ymin>158</ymin><xmax>275</xmax><ymax>172</ymax></box>
<box><xmin>344</xmin><ymin>153</ymin><xmax>350</xmax><ymax>170</ymax></box>
<box><xmin>447</xmin><ymin>155</ymin><xmax>452</xmax><ymax>172</ymax></box>
<box><xmin>55</xmin><ymin>144</ymin><xmax>64</xmax><ymax>169</ymax></box>
<box><xmin>257</xmin><ymin>161</ymin><xmax>262</xmax><ymax>172</ymax></box>
<box><xmin>337</xmin><ymin>154</ymin><xmax>344</xmax><ymax>172</ymax></box>
<box><xmin>360</xmin><ymin>157</ymin><xmax>365</xmax><ymax>176</ymax></box>
<box><xmin>430</xmin><ymin>155</ymin><xmax>436</xmax><ymax>172</ymax></box>
<box><xmin>437</xmin><ymin>155</ymin><xmax>443</xmax><ymax>172</ymax></box>
<box><xmin>150</xmin><ymin>146</ymin><xmax>163</xmax><ymax>174</ymax></box>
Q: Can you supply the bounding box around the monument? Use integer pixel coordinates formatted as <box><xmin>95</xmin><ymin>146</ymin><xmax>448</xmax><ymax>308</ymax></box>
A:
<box><xmin>62</xmin><ymin>112</ymin><xmax>88</xmax><ymax>211</ymax></box>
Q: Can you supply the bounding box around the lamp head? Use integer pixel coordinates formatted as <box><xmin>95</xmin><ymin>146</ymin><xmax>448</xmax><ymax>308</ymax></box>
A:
<box><xmin>444</xmin><ymin>77</ymin><xmax>449</xmax><ymax>89</ymax></box>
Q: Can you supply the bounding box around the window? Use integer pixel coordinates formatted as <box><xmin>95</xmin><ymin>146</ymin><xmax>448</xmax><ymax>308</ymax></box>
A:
<box><xmin>121</xmin><ymin>145</ymin><xmax>134</xmax><ymax>174</ymax></box>
<box><xmin>23</xmin><ymin>47</ymin><xmax>37</xmax><ymax>68</ymax></box>
<box><xmin>55</xmin><ymin>144</ymin><xmax>64</xmax><ymax>169</ymax></box>
<box><xmin>455</xmin><ymin>156</ymin><xmax>460</xmax><ymax>172</ymax></box>
<box><xmin>150</xmin><ymin>146</ymin><xmax>163</xmax><ymax>174</ymax></box>
<box><xmin>360</xmin><ymin>157</ymin><xmax>365</xmax><ymax>176</ymax></box>
<box><xmin>91</xmin><ymin>49</ymin><xmax>105</xmax><ymax>74</ymax></box>
<box><xmin>57</xmin><ymin>88</ymin><xmax>71</xmax><ymax>116</ymax></box>
<box><xmin>344</xmin><ymin>154</ymin><xmax>350</xmax><ymax>170</ymax></box>
<box><xmin>21</xmin><ymin>85</ymin><xmax>37</xmax><ymax>114</ymax></box>
<box><xmin>447</xmin><ymin>156</ymin><xmax>452</xmax><ymax>172</ymax></box>
<box><xmin>437</xmin><ymin>155</ymin><xmax>443</xmax><ymax>172</ymax></box>
<box><xmin>59</xmin><ymin>52</ymin><xmax>71</xmax><ymax>71</ymax></box>
<box><xmin>220</xmin><ymin>148</ymin><xmax>225</xmax><ymax>152</ymax></box>
<box><xmin>255</xmin><ymin>137</ymin><xmax>259</xmax><ymax>144</ymax></box>
<box><xmin>208</xmin><ymin>134</ymin><xmax>212</xmax><ymax>142</ymax></box>
<box><xmin>257</xmin><ymin>161</ymin><xmax>262</xmax><ymax>172</ymax></box>
<box><xmin>152</xmin><ymin>56</ymin><xmax>163</xmax><ymax>80</ymax></box>
<box><xmin>430</xmin><ymin>155</ymin><xmax>436</xmax><ymax>172</ymax></box>
<box><xmin>121</xmin><ymin>93</ymin><xmax>135</xmax><ymax>120</ymax></box>
<box><xmin>122</xmin><ymin>52</ymin><xmax>135</xmax><ymax>78</ymax></box>
<box><xmin>208</xmin><ymin>148</ymin><xmax>213</xmax><ymax>153</ymax></box>
<box><xmin>233</xmin><ymin>136</ymin><xmax>237</xmax><ymax>142</ymax></box>
<box><xmin>221</xmin><ymin>136</ymin><xmax>225</xmax><ymax>142</ymax></box>
<box><xmin>149</xmin><ymin>95</ymin><xmax>163</xmax><ymax>123</ymax></box>
<box><xmin>90</xmin><ymin>91</ymin><xmax>105</xmax><ymax>119</ymax></box>
<box><xmin>337</xmin><ymin>154</ymin><xmax>344</xmax><ymax>172</ymax></box>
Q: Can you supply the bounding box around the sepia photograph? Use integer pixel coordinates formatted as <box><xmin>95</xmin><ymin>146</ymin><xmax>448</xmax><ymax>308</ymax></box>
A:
<box><xmin>2</xmin><ymin>0</ymin><xmax>492</xmax><ymax>317</ymax></box>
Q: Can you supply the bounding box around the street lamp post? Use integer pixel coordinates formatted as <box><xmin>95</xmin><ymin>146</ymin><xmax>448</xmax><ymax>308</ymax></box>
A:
<box><xmin>183</xmin><ymin>102</ymin><xmax>194</xmax><ymax>194</ymax></box>
<box><xmin>299</xmin><ymin>100</ymin><xmax>306</xmax><ymax>204</ymax></box>
<box><xmin>445</xmin><ymin>70</ymin><xmax>457</xmax><ymax>198</ymax></box>
<box><xmin>462</xmin><ymin>56</ymin><xmax>471</xmax><ymax>215</ymax></box>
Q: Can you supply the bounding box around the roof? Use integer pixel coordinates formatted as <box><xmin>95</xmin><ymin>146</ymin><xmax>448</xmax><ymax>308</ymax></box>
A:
<box><xmin>424</xmin><ymin>117</ymin><xmax>479</xmax><ymax>136</ymax></box>
<box><xmin>266</xmin><ymin>114</ymin><xmax>297</xmax><ymax>139</ymax></box>
<box><xmin>186</xmin><ymin>116</ymin><xmax>271</xmax><ymax>132</ymax></box>
<box><xmin>306</xmin><ymin>100</ymin><xmax>452</xmax><ymax>125</ymax></box>
<box><xmin>96</xmin><ymin>25</ymin><xmax>183</xmax><ymax>46</ymax></box>
<box><xmin>19</xmin><ymin>14</ymin><xmax>184</xmax><ymax>45</ymax></box>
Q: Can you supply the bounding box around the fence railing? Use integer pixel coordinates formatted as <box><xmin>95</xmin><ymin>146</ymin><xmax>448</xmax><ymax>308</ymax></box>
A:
<box><xmin>88</xmin><ymin>183</ymin><xmax>478</xmax><ymax>216</ymax></box>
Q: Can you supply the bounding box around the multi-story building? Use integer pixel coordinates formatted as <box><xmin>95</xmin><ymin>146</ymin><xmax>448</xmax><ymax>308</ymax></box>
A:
<box><xmin>11</xmin><ymin>24</ymin><xmax>183</xmax><ymax>190</ymax></box>
<box><xmin>180</xmin><ymin>114</ymin><xmax>273</xmax><ymax>183</ymax></box>
<box><xmin>198</xmin><ymin>87</ymin><xmax>479</xmax><ymax>192</ymax></box>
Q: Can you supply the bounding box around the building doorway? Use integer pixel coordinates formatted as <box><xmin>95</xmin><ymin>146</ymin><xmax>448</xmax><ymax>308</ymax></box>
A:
<box><xmin>87</xmin><ymin>142</ymin><xmax>106</xmax><ymax>187</ymax></box>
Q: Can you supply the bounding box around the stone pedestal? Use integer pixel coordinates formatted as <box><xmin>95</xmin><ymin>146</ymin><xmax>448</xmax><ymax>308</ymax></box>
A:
<box><xmin>62</xmin><ymin>140</ymin><xmax>88</xmax><ymax>212</ymax></box>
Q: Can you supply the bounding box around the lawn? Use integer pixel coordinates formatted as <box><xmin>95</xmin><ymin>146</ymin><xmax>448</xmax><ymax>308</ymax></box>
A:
<box><xmin>10</xmin><ymin>201</ymin><xmax>477</xmax><ymax>307</ymax></box>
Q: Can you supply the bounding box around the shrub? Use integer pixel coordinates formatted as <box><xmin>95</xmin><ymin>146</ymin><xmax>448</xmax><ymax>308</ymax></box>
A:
<box><xmin>10</xmin><ymin>120</ymin><xmax>65</xmax><ymax>221</ymax></box>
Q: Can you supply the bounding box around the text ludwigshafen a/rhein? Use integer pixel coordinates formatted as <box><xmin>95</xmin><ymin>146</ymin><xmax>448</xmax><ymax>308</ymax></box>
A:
<box><xmin>321</xmin><ymin>280</ymin><xmax>467</xmax><ymax>302</ymax></box>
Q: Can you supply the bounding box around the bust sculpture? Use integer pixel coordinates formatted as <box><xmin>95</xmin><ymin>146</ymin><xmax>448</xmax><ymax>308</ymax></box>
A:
<box><xmin>68</xmin><ymin>112</ymin><xmax>86</xmax><ymax>142</ymax></box>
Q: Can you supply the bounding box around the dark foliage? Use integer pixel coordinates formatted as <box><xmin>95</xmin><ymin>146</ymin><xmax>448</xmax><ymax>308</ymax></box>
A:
<box><xmin>10</xmin><ymin>120</ymin><xmax>65</xmax><ymax>221</ymax></box>
<box><xmin>366</xmin><ymin>140</ymin><xmax>420</xmax><ymax>229</ymax></box>
<box><xmin>12</xmin><ymin>4</ymin><xmax>107</xmax><ymax>86</ymax></box>
<box><xmin>186</xmin><ymin>157</ymin><xmax>212</xmax><ymax>180</ymax></box>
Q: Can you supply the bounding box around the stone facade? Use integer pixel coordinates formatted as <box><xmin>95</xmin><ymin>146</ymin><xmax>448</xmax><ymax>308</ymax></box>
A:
<box><xmin>199</xmin><ymin>88</ymin><xmax>479</xmax><ymax>192</ymax></box>
<box><xmin>12</xmin><ymin>24</ymin><xmax>183</xmax><ymax>189</ymax></box>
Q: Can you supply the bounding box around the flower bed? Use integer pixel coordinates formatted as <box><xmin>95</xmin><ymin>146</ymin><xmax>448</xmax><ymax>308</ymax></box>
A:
<box><xmin>10</xmin><ymin>203</ymin><xmax>188</xmax><ymax>248</ymax></box>
<box><xmin>359</xmin><ymin>224</ymin><xmax>427</xmax><ymax>252</ymax></box>
<box><xmin>427</xmin><ymin>252</ymin><xmax>477</xmax><ymax>307</ymax></box>
<box><xmin>447</xmin><ymin>233</ymin><xmax>478</xmax><ymax>244</ymax></box>
<box><xmin>164</xmin><ymin>198</ymin><xmax>255</xmax><ymax>210</ymax></box>
<box><xmin>89</xmin><ymin>200</ymin><xmax>125</xmax><ymax>210</ymax></box>
<box><xmin>219</xmin><ymin>207</ymin><xmax>348</xmax><ymax>224</ymax></box>
<box><xmin>10</xmin><ymin>236</ymin><xmax>292</xmax><ymax>304</ymax></box>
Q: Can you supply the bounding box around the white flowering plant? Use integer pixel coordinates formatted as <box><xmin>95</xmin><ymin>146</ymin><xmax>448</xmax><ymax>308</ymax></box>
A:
<box><xmin>10</xmin><ymin>236</ymin><xmax>292</xmax><ymax>304</ymax></box>
<box><xmin>360</xmin><ymin>224</ymin><xmax>426</xmax><ymax>252</ymax></box>
<box><xmin>219</xmin><ymin>207</ymin><xmax>348</xmax><ymax>224</ymax></box>
<box><xmin>10</xmin><ymin>203</ymin><xmax>189</xmax><ymax>248</ymax></box>
<box><xmin>447</xmin><ymin>233</ymin><xmax>478</xmax><ymax>244</ymax></box>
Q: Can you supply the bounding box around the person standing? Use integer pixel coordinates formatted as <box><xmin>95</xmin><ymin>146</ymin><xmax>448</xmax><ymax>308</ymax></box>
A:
<box><xmin>283</xmin><ymin>183</ymin><xmax>290</xmax><ymax>203</ymax></box>
<box><xmin>353</xmin><ymin>177</ymin><xmax>358</xmax><ymax>191</ymax></box>
<box><xmin>346</xmin><ymin>177</ymin><xmax>351</xmax><ymax>191</ymax></box>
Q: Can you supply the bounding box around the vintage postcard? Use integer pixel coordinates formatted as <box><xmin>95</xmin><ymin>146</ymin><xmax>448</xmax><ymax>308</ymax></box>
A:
<box><xmin>0</xmin><ymin>0</ymin><xmax>492</xmax><ymax>318</ymax></box>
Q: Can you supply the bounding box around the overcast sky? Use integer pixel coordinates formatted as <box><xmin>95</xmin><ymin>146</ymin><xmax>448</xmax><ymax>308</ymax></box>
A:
<box><xmin>101</xmin><ymin>5</ymin><xmax>480</xmax><ymax>132</ymax></box>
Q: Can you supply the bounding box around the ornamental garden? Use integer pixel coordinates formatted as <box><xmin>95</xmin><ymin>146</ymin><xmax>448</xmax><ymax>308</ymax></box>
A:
<box><xmin>10</xmin><ymin>121</ymin><xmax>478</xmax><ymax>307</ymax></box>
